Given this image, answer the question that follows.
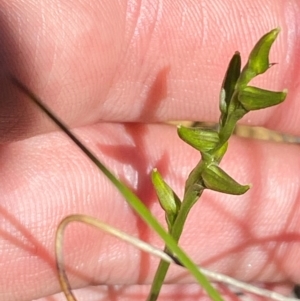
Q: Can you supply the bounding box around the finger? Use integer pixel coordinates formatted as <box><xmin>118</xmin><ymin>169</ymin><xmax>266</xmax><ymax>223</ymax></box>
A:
<box><xmin>1</xmin><ymin>0</ymin><xmax>300</xmax><ymax>142</ymax></box>
<box><xmin>1</xmin><ymin>123</ymin><xmax>300</xmax><ymax>300</ymax></box>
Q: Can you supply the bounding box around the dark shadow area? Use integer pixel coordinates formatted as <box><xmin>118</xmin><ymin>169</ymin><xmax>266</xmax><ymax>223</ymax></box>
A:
<box><xmin>0</xmin><ymin>8</ymin><xmax>42</xmax><ymax>144</ymax></box>
<box><xmin>294</xmin><ymin>284</ymin><xmax>300</xmax><ymax>299</ymax></box>
<box><xmin>0</xmin><ymin>204</ymin><xmax>55</xmax><ymax>270</ymax></box>
<box><xmin>138</xmin><ymin>65</ymin><xmax>170</xmax><ymax>122</ymax></box>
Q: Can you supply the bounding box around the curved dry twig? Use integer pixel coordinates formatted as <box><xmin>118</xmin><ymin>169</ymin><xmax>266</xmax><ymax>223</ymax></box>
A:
<box><xmin>55</xmin><ymin>214</ymin><xmax>298</xmax><ymax>301</ymax></box>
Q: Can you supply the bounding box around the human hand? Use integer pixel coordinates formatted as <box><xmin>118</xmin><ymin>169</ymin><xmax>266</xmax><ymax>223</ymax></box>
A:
<box><xmin>1</xmin><ymin>1</ymin><xmax>300</xmax><ymax>301</ymax></box>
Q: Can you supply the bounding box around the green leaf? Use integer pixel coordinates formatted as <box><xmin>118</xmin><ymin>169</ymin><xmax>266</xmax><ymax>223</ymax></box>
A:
<box><xmin>151</xmin><ymin>168</ymin><xmax>181</xmax><ymax>229</ymax></box>
<box><xmin>238</xmin><ymin>86</ymin><xmax>287</xmax><ymax>111</ymax></box>
<box><xmin>177</xmin><ymin>125</ymin><xmax>219</xmax><ymax>153</ymax></box>
<box><xmin>202</xmin><ymin>164</ymin><xmax>250</xmax><ymax>195</ymax></box>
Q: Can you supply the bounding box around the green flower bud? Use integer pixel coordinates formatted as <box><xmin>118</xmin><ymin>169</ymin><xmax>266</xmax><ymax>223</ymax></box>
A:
<box><xmin>239</xmin><ymin>86</ymin><xmax>287</xmax><ymax>111</ymax></box>
<box><xmin>220</xmin><ymin>52</ymin><xmax>241</xmax><ymax>115</ymax></box>
<box><xmin>247</xmin><ymin>28</ymin><xmax>280</xmax><ymax>76</ymax></box>
<box><xmin>202</xmin><ymin>164</ymin><xmax>250</xmax><ymax>195</ymax></box>
<box><xmin>151</xmin><ymin>168</ymin><xmax>181</xmax><ymax>229</ymax></box>
<box><xmin>238</xmin><ymin>28</ymin><xmax>280</xmax><ymax>86</ymax></box>
<box><xmin>177</xmin><ymin>125</ymin><xmax>219</xmax><ymax>153</ymax></box>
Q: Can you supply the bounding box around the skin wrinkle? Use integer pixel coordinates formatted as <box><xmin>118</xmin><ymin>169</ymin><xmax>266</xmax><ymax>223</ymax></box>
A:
<box><xmin>117</xmin><ymin>0</ymin><xmax>165</xmax><ymax>120</ymax></box>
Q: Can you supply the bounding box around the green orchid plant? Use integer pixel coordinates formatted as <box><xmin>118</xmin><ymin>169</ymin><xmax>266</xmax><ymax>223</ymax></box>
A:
<box><xmin>11</xmin><ymin>28</ymin><xmax>290</xmax><ymax>301</ymax></box>
<box><xmin>147</xmin><ymin>28</ymin><xmax>287</xmax><ymax>301</ymax></box>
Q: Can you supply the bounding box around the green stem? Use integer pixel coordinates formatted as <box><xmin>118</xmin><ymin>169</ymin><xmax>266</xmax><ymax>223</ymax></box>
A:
<box><xmin>146</xmin><ymin>256</ymin><xmax>169</xmax><ymax>301</ymax></box>
<box><xmin>147</xmin><ymin>182</ymin><xmax>204</xmax><ymax>301</ymax></box>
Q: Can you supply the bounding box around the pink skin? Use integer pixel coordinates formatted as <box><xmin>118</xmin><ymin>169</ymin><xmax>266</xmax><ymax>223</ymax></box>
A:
<box><xmin>1</xmin><ymin>1</ymin><xmax>300</xmax><ymax>300</ymax></box>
